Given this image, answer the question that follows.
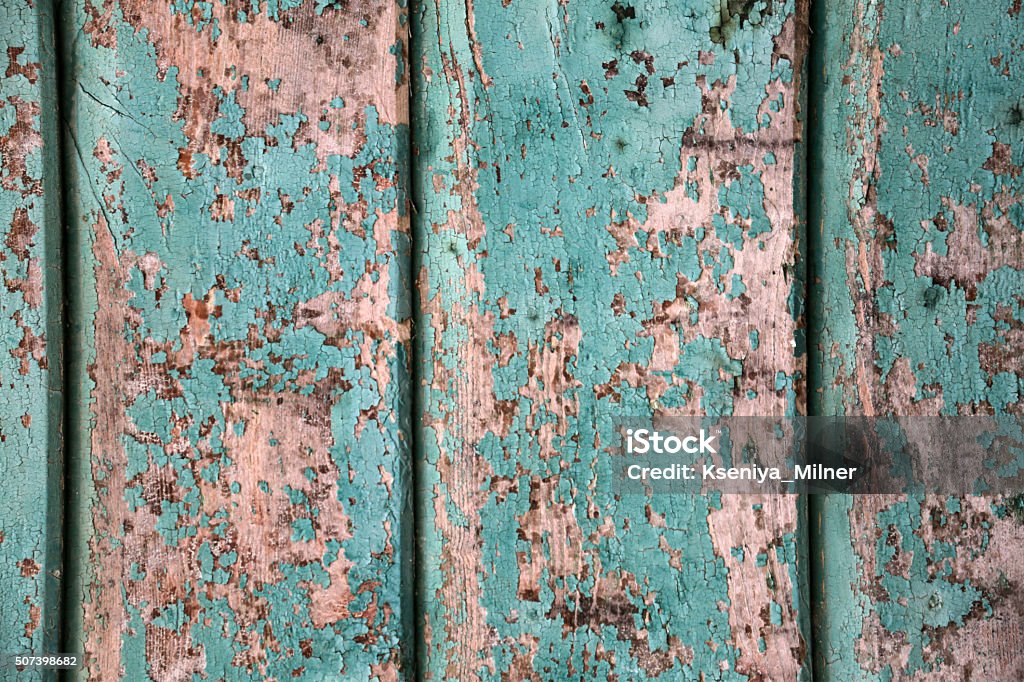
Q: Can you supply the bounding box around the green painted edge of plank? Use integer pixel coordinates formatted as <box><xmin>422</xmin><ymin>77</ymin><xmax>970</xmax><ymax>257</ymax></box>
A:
<box><xmin>0</xmin><ymin>0</ymin><xmax>64</xmax><ymax>676</ymax></box>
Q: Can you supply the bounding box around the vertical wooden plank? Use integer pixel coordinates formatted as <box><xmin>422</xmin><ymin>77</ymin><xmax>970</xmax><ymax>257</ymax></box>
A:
<box><xmin>60</xmin><ymin>0</ymin><xmax>413</xmax><ymax>678</ymax></box>
<box><xmin>412</xmin><ymin>0</ymin><xmax>811</xmax><ymax>679</ymax></box>
<box><xmin>810</xmin><ymin>0</ymin><xmax>1024</xmax><ymax>678</ymax></box>
<box><xmin>0</xmin><ymin>0</ymin><xmax>63</xmax><ymax>668</ymax></box>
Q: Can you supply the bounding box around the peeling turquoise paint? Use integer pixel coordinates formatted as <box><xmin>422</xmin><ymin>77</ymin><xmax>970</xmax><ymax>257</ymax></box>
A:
<box><xmin>811</xmin><ymin>0</ymin><xmax>1024</xmax><ymax>678</ymax></box>
<box><xmin>60</xmin><ymin>0</ymin><xmax>413</xmax><ymax>678</ymax></box>
<box><xmin>413</xmin><ymin>0</ymin><xmax>811</xmax><ymax>678</ymax></box>
<box><xmin>4</xmin><ymin>0</ymin><xmax>1022</xmax><ymax>678</ymax></box>
<box><xmin>0</xmin><ymin>0</ymin><xmax>63</xmax><ymax>675</ymax></box>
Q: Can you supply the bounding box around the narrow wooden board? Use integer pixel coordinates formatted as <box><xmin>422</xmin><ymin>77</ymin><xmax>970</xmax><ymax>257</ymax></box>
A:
<box><xmin>60</xmin><ymin>1</ymin><xmax>413</xmax><ymax>678</ymax></box>
<box><xmin>412</xmin><ymin>0</ymin><xmax>812</xmax><ymax>678</ymax></box>
<box><xmin>0</xmin><ymin>0</ymin><xmax>64</xmax><ymax>669</ymax></box>
<box><xmin>810</xmin><ymin>0</ymin><xmax>1024</xmax><ymax>678</ymax></box>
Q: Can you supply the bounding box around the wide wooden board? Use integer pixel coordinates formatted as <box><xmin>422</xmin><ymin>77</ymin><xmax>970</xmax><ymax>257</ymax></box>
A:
<box><xmin>60</xmin><ymin>0</ymin><xmax>413</xmax><ymax>678</ymax></box>
<box><xmin>809</xmin><ymin>0</ymin><xmax>1024</xmax><ymax>678</ymax></box>
<box><xmin>412</xmin><ymin>0</ymin><xmax>812</xmax><ymax>678</ymax></box>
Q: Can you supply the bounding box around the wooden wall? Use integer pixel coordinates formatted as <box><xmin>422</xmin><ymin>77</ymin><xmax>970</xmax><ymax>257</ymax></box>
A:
<box><xmin>0</xmin><ymin>0</ymin><xmax>1021</xmax><ymax>679</ymax></box>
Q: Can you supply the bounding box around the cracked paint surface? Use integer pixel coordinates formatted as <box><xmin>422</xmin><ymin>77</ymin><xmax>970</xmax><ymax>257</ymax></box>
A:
<box><xmin>0</xmin><ymin>0</ymin><xmax>63</xmax><ymax>674</ymax></box>
<box><xmin>412</xmin><ymin>0</ymin><xmax>811</xmax><ymax>678</ymax></box>
<box><xmin>810</xmin><ymin>0</ymin><xmax>1024</xmax><ymax>678</ymax></box>
<box><xmin>61</xmin><ymin>0</ymin><xmax>412</xmax><ymax>678</ymax></box>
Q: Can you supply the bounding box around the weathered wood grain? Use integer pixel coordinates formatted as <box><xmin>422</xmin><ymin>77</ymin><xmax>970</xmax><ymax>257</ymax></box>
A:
<box><xmin>0</xmin><ymin>0</ymin><xmax>63</xmax><ymax>672</ymax></box>
<box><xmin>412</xmin><ymin>0</ymin><xmax>811</xmax><ymax>678</ymax></box>
<box><xmin>810</xmin><ymin>0</ymin><xmax>1024</xmax><ymax>678</ymax></box>
<box><xmin>60</xmin><ymin>0</ymin><xmax>413</xmax><ymax>678</ymax></box>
